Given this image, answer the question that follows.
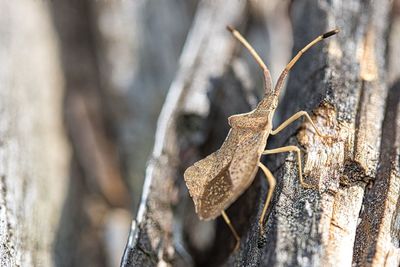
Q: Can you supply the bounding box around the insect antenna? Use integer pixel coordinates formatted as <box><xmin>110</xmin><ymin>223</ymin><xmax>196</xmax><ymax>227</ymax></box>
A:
<box><xmin>274</xmin><ymin>29</ymin><xmax>339</xmax><ymax>97</ymax></box>
<box><xmin>227</xmin><ymin>26</ymin><xmax>273</xmax><ymax>94</ymax></box>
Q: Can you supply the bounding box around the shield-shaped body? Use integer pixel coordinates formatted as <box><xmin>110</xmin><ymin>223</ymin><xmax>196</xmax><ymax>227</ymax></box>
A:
<box><xmin>184</xmin><ymin>109</ymin><xmax>272</xmax><ymax>219</ymax></box>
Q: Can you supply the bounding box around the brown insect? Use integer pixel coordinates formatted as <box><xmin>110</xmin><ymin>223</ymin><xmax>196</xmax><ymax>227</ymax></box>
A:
<box><xmin>184</xmin><ymin>26</ymin><xmax>339</xmax><ymax>250</ymax></box>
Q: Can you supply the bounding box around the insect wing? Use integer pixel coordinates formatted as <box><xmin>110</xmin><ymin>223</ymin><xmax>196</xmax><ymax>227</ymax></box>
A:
<box><xmin>184</xmin><ymin>128</ymin><xmax>239</xmax><ymax>219</ymax></box>
<box><xmin>184</xmin><ymin>128</ymin><xmax>266</xmax><ymax>219</ymax></box>
<box><xmin>229</xmin><ymin>130</ymin><xmax>265</xmax><ymax>199</ymax></box>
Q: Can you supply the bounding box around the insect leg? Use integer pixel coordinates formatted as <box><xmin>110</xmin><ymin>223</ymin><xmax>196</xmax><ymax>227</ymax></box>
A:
<box><xmin>221</xmin><ymin>210</ymin><xmax>240</xmax><ymax>251</ymax></box>
<box><xmin>270</xmin><ymin>111</ymin><xmax>324</xmax><ymax>137</ymax></box>
<box><xmin>263</xmin><ymin>146</ymin><xmax>315</xmax><ymax>189</ymax></box>
<box><xmin>257</xmin><ymin>162</ymin><xmax>276</xmax><ymax>234</ymax></box>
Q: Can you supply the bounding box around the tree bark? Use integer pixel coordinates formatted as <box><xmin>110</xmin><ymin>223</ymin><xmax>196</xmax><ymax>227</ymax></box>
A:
<box><xmin>121</xmin><ymin>1</ymin><xmax>248</xmax><ymax>265</ymax></box>
<box><xmin>0</xmin><ymin>1</ymin><xmax>70</xmax><ymax>266</ymax></box>
<box><xmin>122</xmin><ymin>0</ymin><xmax>400</xmax><ymax>266</ymax></box>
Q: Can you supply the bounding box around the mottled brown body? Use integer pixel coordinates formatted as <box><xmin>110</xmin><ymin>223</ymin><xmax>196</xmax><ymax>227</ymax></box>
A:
<box><xmin>185</xmin><ymin>97</ymin><xmax>276</xmax><ymax>219</ymax></box>
<box><xmin>183</xmin><ymin>26</ymin><xmax>338</xmax><ymax>249</ymax></box>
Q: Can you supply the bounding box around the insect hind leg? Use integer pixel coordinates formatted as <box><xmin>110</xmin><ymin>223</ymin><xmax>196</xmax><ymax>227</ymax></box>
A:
<box><xmin>257</xmin><ymin>162</ymin><xmax>276</xmax><ymax>234</ymax></box>
<box><xmin>263</xmin><ymin>146</ymin><xmax>316</xmax><ymax>189</ymax></box>
<box><xmin>221</xmin><ymin>210</ymin><xmax>240</xmax><ymax>251</ymax></box>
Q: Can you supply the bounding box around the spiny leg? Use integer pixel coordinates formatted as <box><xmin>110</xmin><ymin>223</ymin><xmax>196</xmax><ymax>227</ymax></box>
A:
<box><xmin>221</xmin><ymin>210</ymin><xmax>240</xmax><ymax>251</ymax></box>
<box><xmin>257</xmin><ymin>162</ymin><xmax>276</xmax><ymax>234</ymax></box>
<box><xmin>271</xmin><ymin>110</ymin><xmax>324</xmax><ymax>137</ymax></box>
<box><xmin>263</xmin><ymin>146</ymin><xmax>315</xmax><ymax>189</ymax></box>
<box><xmin>227</xmin><ymin>26</ymin><xmax>273</xmax><ymax>93</ymax></box>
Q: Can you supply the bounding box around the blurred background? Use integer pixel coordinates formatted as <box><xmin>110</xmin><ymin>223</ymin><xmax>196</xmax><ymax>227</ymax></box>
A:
<box><xmin>1</xmin><ymin>0</ymin><xmax>400</xmax><ymax>266</ymax></box>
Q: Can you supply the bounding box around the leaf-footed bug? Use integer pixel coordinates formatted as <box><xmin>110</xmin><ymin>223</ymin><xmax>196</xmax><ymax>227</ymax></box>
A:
<box><xmin>184</xmin><ymin>26</ymin><xmax>339</xmax><ymax>251</ymax></box>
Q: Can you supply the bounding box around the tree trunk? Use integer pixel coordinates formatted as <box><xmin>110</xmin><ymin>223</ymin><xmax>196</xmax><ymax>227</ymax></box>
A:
<box><xmin>122</xmin><ymin>0</ymin><xmax>400</xmax><ymax>266</ymax></box>
<box><xmin>1</xmin><ymin>0</ymin><xmax>198</xmax><ymax>266</ymax></box>
<box><xmin>0</xmin><ymin>1</ymin><xmax>70</xmax><ymax>266</ymax></box>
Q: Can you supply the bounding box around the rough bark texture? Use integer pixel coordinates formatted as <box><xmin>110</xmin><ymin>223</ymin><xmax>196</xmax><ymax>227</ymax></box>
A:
<box><xmin>2</xmin><ymin>0</ymin><xmax>398</xmax><ymax>266</ymax></box>
<box><xmin>123</xmin><ymin>0</ymin><xmax>400</xmax><ymax>266</ymax></box>
<box><xmin>1</xmin><ymin>0</ymin><xmax>197</xmax><ymax>266</ymax></box>
<box><xmin>253</xmin><ymin>1</ymin><xmax>393</xmax><ymax>266</ymax></box>
<box><xmin>0</xmin><ymin>1</ymin><xmax>70</xmax><ymax>266</ymax></box>
<box><xmin>352</xmin><ymin>3</ymin><xmax>400</xmax><ymax>266</ymax></box>
<box><xmin>121</xmin><ymin>1</ymin><xmax>249</xmax><ymax>265</ymax></box>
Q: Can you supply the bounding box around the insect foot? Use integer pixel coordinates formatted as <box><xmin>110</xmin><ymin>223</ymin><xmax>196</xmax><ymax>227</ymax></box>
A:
<box><xmin>258</xmin><ymin>232</ymin><xmax>268</xmax><ymax>249</ymax></box>
<box><xmin>183</xmin><ymin>26</ymin><xmax>338</xmax><ymax>252</ymax></box>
